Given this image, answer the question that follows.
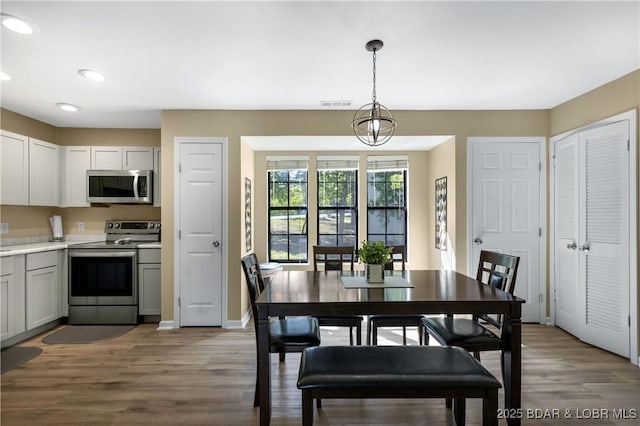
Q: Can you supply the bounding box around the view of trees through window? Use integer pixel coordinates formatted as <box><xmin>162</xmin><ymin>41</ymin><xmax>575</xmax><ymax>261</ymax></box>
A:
<box><xmin>268</xmin><ymin>170</ymin><xmax>308</xmax><ymax>262</ymax></box>
<box><xmin>367</xmin><ymin>170</ymin><xmax>407</xmax><ymax>246</ymax></box>
<box><xmin>267</xmin><ymin>163</ymin><xmax>407</xmax><ymax>263</ymax></box>
<box><xmin>317</xmin><ymin>170</ymin><xmax>357</xmax><ymax>248</ymax></box>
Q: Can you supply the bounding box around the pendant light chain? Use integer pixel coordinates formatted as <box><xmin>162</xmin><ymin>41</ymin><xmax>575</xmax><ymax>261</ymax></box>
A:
<box><xmin>371</xmin><ymin>48</ymin><xmax>377</xmax><ymax>105</ymax></box>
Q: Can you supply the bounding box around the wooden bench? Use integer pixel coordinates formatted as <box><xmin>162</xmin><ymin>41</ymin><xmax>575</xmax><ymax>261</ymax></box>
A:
<box><xmin>297</xmin><ymin>346</ymin><xmax>501</xmax><ymax>426</ymax></box>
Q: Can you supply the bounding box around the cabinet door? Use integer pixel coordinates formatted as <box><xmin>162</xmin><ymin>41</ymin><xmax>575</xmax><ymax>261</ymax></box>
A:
<box><xmin>61</xmin><ymin>146</ymin><xmax>91</xmax><ymax>207</ymax></box>
<box><xmin>123</xmin><ymin>147</ymin><xmax>154</xmax><ymax>170</ymax></box>
<box><xmin>26</xmin><ymin>265</ymin><xmax>59</xmax><ymax>329</ymax></box>
<box><xmin>91</xmin><ymin>146</ymin><xmax>122</xmax><ymax>169</ymax></box>
<box><xmin>153</xmin><ymin>147</ymin><xmax>161</xmax><ymax>207</ymax></box>
<box><xmin>0</xmin><ymin>130</ymin><xmax>29</xmax><ymax>205</ymax></box>
<box><xmin>1</xmin><ymin>272</ymin><xmax>15</xmax><ymax>340</ymax></box>
<box><xmin>29</xmin><ymin>138</ymin><xmax>60</xmax><ymax>206</ymax></box>
<box><xmin>138</xmin><ymin>263</ymin><xmax>161</xmax><ymax>315</ymax></box>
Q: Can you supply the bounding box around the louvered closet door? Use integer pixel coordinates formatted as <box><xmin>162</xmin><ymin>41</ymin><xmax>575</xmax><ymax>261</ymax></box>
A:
<box><xmin>554</xmin><ymin>133</ymin><xmax>580</xmax><ymax>336</ymax></box>
<box><xmin>579</xmin><ymin>121</ymin><xmax>629</xmax><ymax>357</ymax></box>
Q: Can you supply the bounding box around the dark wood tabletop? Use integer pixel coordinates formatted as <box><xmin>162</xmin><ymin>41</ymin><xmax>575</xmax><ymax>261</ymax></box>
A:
<box><xmin>255</xmin><ymin>270</ymin><xmax>524</xmax><ymax>426</ymax></box>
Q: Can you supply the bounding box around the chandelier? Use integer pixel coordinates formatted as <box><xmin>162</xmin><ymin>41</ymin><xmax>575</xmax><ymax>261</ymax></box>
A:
<box><xmin>352</xmin><ymin>39</ymin><xmax>397</xmax><ymax>147</ymax></box>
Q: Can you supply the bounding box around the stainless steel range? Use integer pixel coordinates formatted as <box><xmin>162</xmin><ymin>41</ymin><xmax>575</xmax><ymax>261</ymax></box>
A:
<box><xmin>68</xmin><ymin>220</ymin><xmax>161</xmax><ymax>324</ymax></box>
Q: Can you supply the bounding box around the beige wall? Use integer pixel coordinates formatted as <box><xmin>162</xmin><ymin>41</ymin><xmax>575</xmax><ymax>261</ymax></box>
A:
<box><xmin>426</xmin><ymin>137</ymin><xmax>456</xmax><ymax>269</ymax></box>
<box><xmin>240</xmin><ymin>138</ymin><xmax>256</xmax><ymax>314</ymax></box>
<box><xmin>161</xmin><ymin>109</ymin><xmax>549</xmax><ymax>322</ymax></box>
<box><xmin>550</xmin><ymin>70</ymin><xmax>639</xmax><ymax>136</ymax></box>
<box><xmin>0</xmin><ymin>109</ymin><xmax>160</xmax><ymax>240</ymax></box>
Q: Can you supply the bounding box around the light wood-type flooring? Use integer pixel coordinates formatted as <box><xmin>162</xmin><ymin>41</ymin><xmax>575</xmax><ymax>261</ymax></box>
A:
<box><xmin>1</xmin><ymin>322</ymin><xmax>639</xmax><ymax>425</ymax></box>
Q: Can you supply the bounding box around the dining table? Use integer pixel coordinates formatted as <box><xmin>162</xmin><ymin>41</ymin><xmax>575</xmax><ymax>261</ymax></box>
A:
<box><xmin>254</xmin><ymin>269</ymin><xmax>524</xmax><ymax>426</ymax></box>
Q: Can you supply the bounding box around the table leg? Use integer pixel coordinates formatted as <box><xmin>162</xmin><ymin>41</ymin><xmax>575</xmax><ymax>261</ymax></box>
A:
<box><xmin>257</xmin><ymin>313</ymin><xmax>271</xmax><ymax>425</ymax></box>
<box><xmin>501</xmin><ymin>314</ymin><xmax>522</xmax><ymax>426</ymax></box>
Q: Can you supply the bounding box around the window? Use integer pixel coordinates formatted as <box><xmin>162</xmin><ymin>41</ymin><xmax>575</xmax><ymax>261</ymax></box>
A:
<box><xmin>267</xmin><ymin>157</ymin><xmax>308</xmax><ymax>263</ymax></box>
<box><xmin>317</xmin><ymin>157</ymin><xmax>358</xmax><ymax>248</ymax></box>
<box><xmin>366</xmin><ymin>156</ymin><xmax>407</xmax><ymax>247</ymax></box>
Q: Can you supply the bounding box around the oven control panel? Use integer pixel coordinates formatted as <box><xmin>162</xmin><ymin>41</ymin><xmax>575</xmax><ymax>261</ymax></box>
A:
<box><xmin>105</xmin><ymin>220</ymin><xmax>161</xmax><ymax>233</ymax></box>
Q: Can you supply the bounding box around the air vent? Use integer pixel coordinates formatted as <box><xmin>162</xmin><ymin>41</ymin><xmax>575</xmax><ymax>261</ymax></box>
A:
<box><xmin>320</xmin><ymin>100</ymin><xmax>353</xmax><ymax>107</ymax></box>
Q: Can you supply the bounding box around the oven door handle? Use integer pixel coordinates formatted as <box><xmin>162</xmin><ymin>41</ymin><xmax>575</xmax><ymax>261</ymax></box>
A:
<box><xmin>69</xmin><ymin>250</ymin><xmax>137</xmax><ymax>258</ymax></box>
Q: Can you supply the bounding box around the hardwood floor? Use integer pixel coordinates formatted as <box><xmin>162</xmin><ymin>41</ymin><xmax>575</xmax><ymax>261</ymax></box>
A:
<box><xmin>1</xmin><ymin>323</ymin><xmax>639</xmax><ymax>425</ymax></box>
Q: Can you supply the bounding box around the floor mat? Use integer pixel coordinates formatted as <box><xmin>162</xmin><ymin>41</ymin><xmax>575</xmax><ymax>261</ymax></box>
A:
<box><xmin>42</xmin><ymin>325</ymin><xmax>135</xmax><ymax>344</ymax></box>
<box><xmin>1</xmin><ymin>346</ymin><xmax>43</xmax><ymax>374</ymax></box>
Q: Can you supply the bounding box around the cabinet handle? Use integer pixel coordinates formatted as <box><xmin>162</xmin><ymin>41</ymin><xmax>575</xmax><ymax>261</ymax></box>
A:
<box><xmin>578</xmin><ymin>243</ymin><xmax>590</xmax><ymax>252</ymax></box>
<box><xmin>474</xmin><ymin>237</ymin><xmax>483</xmax><ymax>245</ymax></box>
<box><xmin>212</xmin><ymin>240</ymin><xmax>221</xmax><ymax>247</ymax></box>
<box><xmin>566</xmin><ymin>242</ymin><xmax>577</xmax><ymax>250</ymax></box>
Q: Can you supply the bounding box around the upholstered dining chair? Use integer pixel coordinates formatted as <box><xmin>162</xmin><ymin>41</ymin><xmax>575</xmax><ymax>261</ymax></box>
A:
<box><xmin>241</xmin><ymin>253</ymin><xmax>321</xmax><ymax>407</ymax></box>
<box><xmin>312</xmin><ymin>245</ymin><xmax>363</xmax><ymax>345</ymax></box>
<box><xmin>365</xmin><ymin>245</ymin><xmax>424</xmax><ymax>345</ymax></box>
<box><xmin>420</xmin><ymin>250</ymin><xmax>519</xmax><ymax>409</ymax></box>
<box><xmin>421</xmin><ymin>250</ymin><xmax>520</xmax><ymax>361</ymax></box>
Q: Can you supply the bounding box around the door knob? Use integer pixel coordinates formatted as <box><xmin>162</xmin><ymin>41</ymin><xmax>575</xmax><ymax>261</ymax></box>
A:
<box><xmin>578</xmin><ymin>243</ymin><xmax>590</xmax><ymax>252</ymax></box>
<box><xmin>474</xmin><ymin>237</ymin><xmax>483</xmax><ymax>245</ymax></box>
<box><xmin>566</xmin><ymin>242</ymin><xmax>577</xmax><ymax>250</ymax></box>
<box><xmin>212</xmin><ymin>240</ymin><xmax>221</xmax><ymax>247</ymax></box>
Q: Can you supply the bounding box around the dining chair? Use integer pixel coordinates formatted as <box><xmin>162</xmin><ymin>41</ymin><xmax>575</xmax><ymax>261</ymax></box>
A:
<box><xmin>241</xmin><ymin>253</ymin><xmax>321</xmax><ymax>407</ymax></box>
<box><xmin>312</xmin><ymin>245</ymin><xmax>363</xmax><ymax>345</ymax></box>
<box><xmin>420</xmin><ymin>250</ymin><xmax>519</xmax><ymax>409</ymax></box>
<box><xmin>366</xmin><ymin>245</ymin><xmax>424</xmax><ymax>345</ymax></box>
<box><xmin>421</xmin><ymin>250</ymin><xmax>520</xmax><ymax>361</ymax></box>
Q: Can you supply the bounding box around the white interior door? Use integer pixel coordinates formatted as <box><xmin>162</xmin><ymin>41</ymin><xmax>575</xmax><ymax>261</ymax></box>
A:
<box><xmin>553</xmin><ymin>133</ymin><xmax>581</xmax><ymax>336</ymax></box>
<box><xmin>178</xmin><ymin>141</ymin><xmax>223</xmax><ymax>326</ymax></box>
<box><xmin>469</xmin><ymin>137</ymin><xmax>544</xmax><ymax>323</ymax></box>
<box><xmin>580</xmin><ymin>122</ymin><xmax>630</xmax><ymax>356</ymax></box>
<box><xmin>553</xmin><ymin>119</ymin><xmax>631</xmax><ymax>358</ymax></box>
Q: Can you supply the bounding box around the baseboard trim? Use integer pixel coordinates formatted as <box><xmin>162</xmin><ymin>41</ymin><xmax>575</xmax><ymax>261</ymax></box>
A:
<box><xmin>156</xmin><ymin>320</ymin><xmax>175</xmax><ymax>330</ymax></box>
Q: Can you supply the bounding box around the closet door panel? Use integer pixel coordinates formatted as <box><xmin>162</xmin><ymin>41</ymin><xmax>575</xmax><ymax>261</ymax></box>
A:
<box><xmin>579</xmin><ymin>121</ymin><xmax>630</xmax><ymax>357</ymax></box>
<box><xmin>554</xmin><ymin>133</ymin><xmax>580</xmax><ymax>335</ymax></box>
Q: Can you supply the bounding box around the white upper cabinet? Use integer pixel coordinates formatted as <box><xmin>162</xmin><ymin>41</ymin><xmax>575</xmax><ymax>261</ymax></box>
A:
<box><xmin>61</xmin><ymin>146</ymin><xmax>91</xmax><ymax>207</ymax></box>
<box><xmin>91</xmin><ymin>146</ymin><xmax>154</xmax><ymax>170</ymax></box>
<box><xmin>124</xmin><ymin>147</ymin><xmax>154</xmax><ymax>170</ymax></box>
<box><xmin>91</xmin><ymin>146</ymin><xmax>123</xmax><ymax>169</ymax></box>
<box><xmin>1</xmin><ymin>130</ymin><xmax>29</xmax><ymax>205</ymax></box>
<box><xmin>29</xmin><ymin>138</ymin><xmax>60</xmax><ymax>206</ymax></box>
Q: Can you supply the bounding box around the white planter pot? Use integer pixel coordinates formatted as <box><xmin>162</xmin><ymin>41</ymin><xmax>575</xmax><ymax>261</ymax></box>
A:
<box><xmin>365</xmin><ymin>264</ymin><xmax>385</xmax><ymax>283</ymax></box>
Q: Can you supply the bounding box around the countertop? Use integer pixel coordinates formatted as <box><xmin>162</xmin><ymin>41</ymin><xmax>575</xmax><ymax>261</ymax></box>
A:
<box><xmin>0</xmin><ymin>240</ymin><xmax>161</xmax><ymax>257</ymax></box>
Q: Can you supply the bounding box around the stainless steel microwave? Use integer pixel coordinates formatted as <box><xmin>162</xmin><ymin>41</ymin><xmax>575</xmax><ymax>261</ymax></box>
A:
<box><xmin>87</xmin><ymin>170</ymin><xmax>153</xmax><ymax>204</ymax></box>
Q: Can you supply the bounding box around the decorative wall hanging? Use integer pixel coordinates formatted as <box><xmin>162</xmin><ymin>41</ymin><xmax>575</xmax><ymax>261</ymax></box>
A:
<box><xmin>435</xmin><ymin>176</ymin><xmax>447</xmax><ymax>250</ymax></box>
<box><xmin>245</xmin><ymin>177</ymin><xmax>252</xmax><ymax>251</ymax></box>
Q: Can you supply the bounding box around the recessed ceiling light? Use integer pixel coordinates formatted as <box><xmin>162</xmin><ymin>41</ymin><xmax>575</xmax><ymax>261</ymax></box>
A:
<box><xmin>1</xmin><ymin>14</ymin><xmax>33</xmax><ymax>35</ymax></box>
<box><xmin>0</xmin><ymin>71</ymin><xmax>12</xmax><ymax>81</ymax></box>
<box><xmin>56</xmin><ymin>103</ymin><xmax>80</xmax><ymax>112</ymax></box>
<box><xmin>78</xmin><ymin>69</ymin><xmax>105</xmax><ymax>82</ymax></box>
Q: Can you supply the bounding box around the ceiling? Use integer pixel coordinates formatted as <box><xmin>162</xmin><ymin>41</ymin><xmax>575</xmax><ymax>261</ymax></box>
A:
<box><xmin>1</xmin><ymin>1</ymin><xmax>638</xmax><ymax>131</ymax></box>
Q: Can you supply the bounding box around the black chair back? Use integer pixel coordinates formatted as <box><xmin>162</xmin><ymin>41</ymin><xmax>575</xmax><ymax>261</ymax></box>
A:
<box><xmin>313</xmin><ymin>246</ymin><xmax>355</xmax><ymax>271</ymax></box>
<box><xmin>475</xmin><ymin>250</ymin><xmax>520</xmax><ymax>328</ymax></box>
<box><xmin>241</xmin><ymin>253</ymin><xmax>265</xmax><ymax>328</ymax></box>
<box><xmin>384</xmin><ymin>245</ymin><xmax>406</xmax><ymax>271</ymax></box>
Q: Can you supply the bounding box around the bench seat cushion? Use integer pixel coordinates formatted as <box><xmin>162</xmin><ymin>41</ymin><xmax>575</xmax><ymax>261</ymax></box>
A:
<box><xmin>297</xmin><ymin>346</ymin><xmax>501</xmax><ymax>390</ymax></box>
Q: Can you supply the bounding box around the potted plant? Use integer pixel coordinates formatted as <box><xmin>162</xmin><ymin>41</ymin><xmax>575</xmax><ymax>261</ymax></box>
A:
<box><xmin>358</xmin><ymin>240</ymin><xmax>392</xmax><ymax>283</ymax></box>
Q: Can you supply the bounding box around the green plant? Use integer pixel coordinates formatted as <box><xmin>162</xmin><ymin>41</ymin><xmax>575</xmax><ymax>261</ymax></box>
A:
<box><xmin>358</xmin><ymin>240</ymin><xmax>392</xmax><ymax>265</ymax></box>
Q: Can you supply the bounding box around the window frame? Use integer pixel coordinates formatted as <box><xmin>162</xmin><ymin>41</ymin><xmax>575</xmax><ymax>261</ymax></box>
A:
<box><xmin>316</xmin><ymin>168</ymin><xmax>358</xmax><ymax>249</ymax></box>
<box><xmin>366</xmin><ymin>169</ymin><xmax>408</xmax><ymax>249</ymax></box>
<box><xmin>267</xmin><ymin>169</ymin><xmax>309</xmax><ymax>263</ymax></box>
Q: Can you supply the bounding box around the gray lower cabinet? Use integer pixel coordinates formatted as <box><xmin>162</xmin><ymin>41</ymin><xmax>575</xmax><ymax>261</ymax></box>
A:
<box><xmin>138</xmin><ymin>248</ymin><xmax>160</xmax><ymax>315</ymax></box>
